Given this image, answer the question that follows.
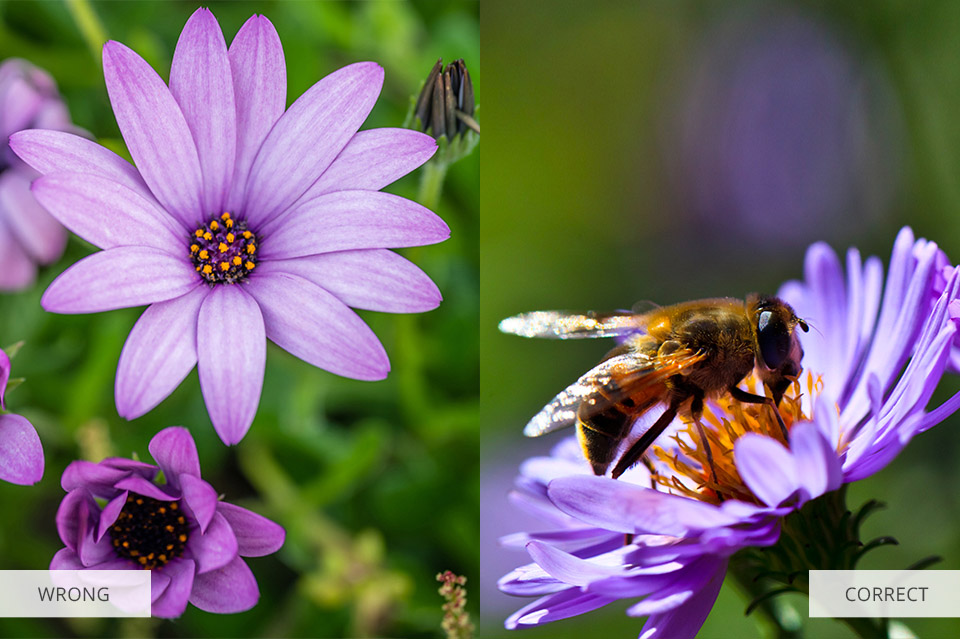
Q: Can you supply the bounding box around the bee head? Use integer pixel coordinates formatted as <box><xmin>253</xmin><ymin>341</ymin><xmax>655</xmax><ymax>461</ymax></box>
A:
<box><xmin>747</xmin><ymin>294</ymin><xmax>808</xmax><ymax>404</ymax></box>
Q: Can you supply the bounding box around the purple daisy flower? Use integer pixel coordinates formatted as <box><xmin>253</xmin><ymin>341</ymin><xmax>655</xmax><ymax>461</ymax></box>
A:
<box><xmin>0</xmin><ymin>345</ymin><xmax>43</xmax><ymax>485</ymax></box>
<box><xmin>499</xmin><ymin>228</ymin><xmax>960</xmax><ymax>638</ymax></box>
<box><xmin>52</xmin><ymin>426</ymin><xmax>285</xmax><ymax>618</ymax></box>
<box><xmin>10</xmin><ymin>9</ymin><xmax>448</xmax><ymax>444</ymax></box>
<box><xmin>0</xmin><ymin>58</ymin><xmax>74</xmax><ymax>290</ymax></box>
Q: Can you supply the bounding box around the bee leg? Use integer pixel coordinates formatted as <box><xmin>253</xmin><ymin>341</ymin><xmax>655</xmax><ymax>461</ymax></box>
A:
<box><xmin>624</xmin><ymin>533</ymin><xmax>635</xmax><ymax>546</ymax></box>
<box><xmin>690</xmin><ymin>395</ymin><xmax>720</xmax><ymax>490</ymax></box>
<box><xmin>611</xmin><ymin>401</ymin><xmax>679</xmax><ymax>480</ymax></box>
<box><xmin>728</xmin><ymin>386</ymin><xmax>788</xmax><ymax>440</ymax></box>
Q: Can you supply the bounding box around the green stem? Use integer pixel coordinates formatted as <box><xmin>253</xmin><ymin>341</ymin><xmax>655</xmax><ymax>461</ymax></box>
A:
<box><xmin>64</xmin><ymin>0</ymin><xmax>108</xmax><ymax>60</ymax></box>
<box><xmin>729</xmin><ymin>558</ymin><xmax>803</xmax><ymax>639</ymax></box>
<box><xmin>418</xmin><ymin>159</ymin><xmax>448</xmax><ymax>212</ymax></box>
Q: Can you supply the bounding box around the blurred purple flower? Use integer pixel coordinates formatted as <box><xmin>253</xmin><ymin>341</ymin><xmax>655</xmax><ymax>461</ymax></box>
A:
<box><xmin>0</xmin><ymin>59</ymin><xmax>74</xmax><ymax>290</ymax></box>
<box><xmin>0</xmin><ymin>346</ymin><xmax>43</xmax><ymax>485</ymax></box>
<box><xmin>499</xmin><ymin>228</ymin><xmax>960</xmax><ymax>638</ymax></box>
<box><xmin>10</xmin><ymin>9</ymin><xmax>448</xmax><ymax>444</ymax></box>
<box><xmin>52</xmin><ymin>426</ymin><xmax>285</xmax><ymax>618</ymax></box>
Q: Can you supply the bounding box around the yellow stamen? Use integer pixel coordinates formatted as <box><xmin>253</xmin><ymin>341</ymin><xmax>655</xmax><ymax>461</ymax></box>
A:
<box><xmin>245</xmin><ymin>261</ymin><xmax>256</xmax><ymax>270</ymax></box>
<box><xmin>210</xmin><ymin>220</ymin><xmax>219</xmax><ymax>231</ymax></box>
<box><xmin>225</xmin><ymin>219</ymin><xmax>234</xmax><ymax>228</ymax></box>
<box><xmin>218</xmin><ymin>242</ymin><xmax>228</xmax><ymax>253</ymax></box>
<box><xmin>242</xmin><ymin>231</ymin><xmax>252</xmax><ymax>239</ymax></box>
<box><xmin>203</xmin><ymin>232</ymin><xmax>213</xmax><ymax>241</ymax></box>
<box><xmin>220</xmin><ymin>262</ymin><xmax>230</xmax><ymax>271</ymax></box>
<box><xmin>232</xmin><ymin>256</ymin><xmax>242</xmax><ymax>266</ymax></box>
<box><xmin>221</xmin><ymin>212</ymin><xmax>231</xmax><ymax>220</ymax></box>
<box><xmin>202</xmin><ymin>265</ymin><xmax>213</xmax><ymax>275</ymax></box>
<box><xmin>190</xmin><ymin>244</ymin><xmax>199</xmax><ymax>253</ymax></box>
<box><xmin>246</xmin><ymin>244</ymin><xmax>256</xmax><ymax>254</ymax></box>
<box><xmin>194</xmin><ymin>229</ymin><xmax>204</xmax><ymax>238</ymax></box>
<box><xmin>199</xmin><ymin>249</ymin><xmax>209</xmax><ymax>260</ymax></box>
<box><xmin>226</xmin><ymin>233</ymin><xmax>235</xmax><ymax>243</ymax></box>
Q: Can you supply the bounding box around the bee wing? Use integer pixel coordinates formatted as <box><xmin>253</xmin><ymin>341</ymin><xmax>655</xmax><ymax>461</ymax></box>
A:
<box><xmin>499</xmin><ymin>310</ymin><xmax>648</xmax><ymax>339</ymax></box>
<box><xmin>523</xmin><ymin>347</ymin><xmax>705</xmax><ymax>437</ymax></box>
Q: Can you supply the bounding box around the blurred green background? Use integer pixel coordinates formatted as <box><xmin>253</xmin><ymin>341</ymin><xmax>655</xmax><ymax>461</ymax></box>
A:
<box><xmin>481</xmin><ymin>1</ymin><xmax>960</xmax><ymax>637</ymax></box>
<box><xmin>0</xmin><ymin>1</ymin><xmax>478</xmax><ymax>637</ymax></box>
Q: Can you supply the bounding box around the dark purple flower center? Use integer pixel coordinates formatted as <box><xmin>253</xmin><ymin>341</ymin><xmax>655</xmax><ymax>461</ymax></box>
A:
<box><xmin>189</xmin><ymin>212</ymin><xmax>258</xmax><ymax>284</ymax></box>
<box><xmin>110</xmin><ymin>494</ymin><xmax>190</xmax><ymax>570</ymax></box>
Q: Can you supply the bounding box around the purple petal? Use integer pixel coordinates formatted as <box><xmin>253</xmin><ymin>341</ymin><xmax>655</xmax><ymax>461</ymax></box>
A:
<box><xmin>256</xmin><ymin>249</ymin><xmax>441</xmax><ymax>313</ymax></box>
<box><xmin>56</xmin><ymin>489</ymin><xmax>94</xmax><ymax>551</ymax></box>
<box><xmin>0</xmin><ymin>170</ymin><xmax>66</xmax><ymax>263</ymax></box>
<box><xmin>78</xmin><ymin>525</ymin><xmax>115</xmax><ymax>567</ymax></box>
<box><xmin>115</xmin><ymin>287</ymin><xmax>207</xmax><ymax>420</ymax></box>
<box><xmin>61</xmin><ymin>460</ymin><xmax>130</xmax><ymax>493</ymax></box>
<box><xmin>100</xmin><ymin>458</ymin><xmax>158</xmax><ymax>479</ymax></box>
<box><xmin>114</xmin><ymin>475</ymin><xmax>178</xmax><ymax>502</ymax></box>
<box><xmin>147</xmin><ymin>426</ymin><xmax>201</xmax><ymax>490</ymax></box>
<box><xmin>188</xmin><ymin>556</ymin><xmax>260</xmax><ymax>613</ymax></box>
<box><xmin>246</xmin><ymin>271</ymin><xmax>389</xmax><ymax>380</ymax></box>
<box><xmin>151</xmin><ymin>558</ymin><xmax>195</xmax><ymax>618</ymax></box>
<box><xmin>225</xmin><ymin>14</ymin><xmax>286</xmax><ymax>214</ymax></box>
<box><xmin>243</xmin><ymin>62</ymin><xmax>384</xmax><ymax>227</ymax></box>
<box><xmin>789</xmin><ymin>422</ymin><xmax>842</xmax><ymax>500</ymax></box>
<box><xmin>734</xmin><ymin>434</ymin><xmax>800</xmax><ymax>507</ymax></box>
<box><xmin>51</xmin><ymin>548</ymin><xmax>83</xmax><ymax>570</ymax></box>
<box><xmin>0</xmin><ymin>218</ymin><xmax>36</xmax><ymax>290</ymax></box>
<box><xmin>102</xmin><ymin>40</ymin><xmax>203</xmax><ymax>228</ymax></box>
<box><xmin>96</xmin><ymin>490</ymin><xmax>128</xmax><ymax>542</ymax></box>
<box><xmin>31</xmin><ymin>172</ymin><xmax>186</xmax><ymax>249</ymax></box>
<box><xmin>151</xmin><ymin>570</ymin><xmax>171</xmax><ymax>603</ymax></box>
<box><xmin>188</xmin><ymin>511</ymin><xmax>239</xmax><ymax>574</ymax></box>
<box><xmin>498</xmin><ymin>562</ymin><xmax>568</xmax><ymax>597</ymax></box>
<box><xmin>547</xmin><ymin>476</ymin><xmax>739</xmax><ymax>536</ymax></box>
<box><xmin>42</xmin><ymin>247</ymin><xmax>200</xmax><ymax>314</ymax></box>
<box><xmin>301</xmin><ymin>128</ymin><xmax>437</xmax><ymax>198</ymax></box>
<box><xmin>0</xmin><ymin>348</ymin><xmax>9</xmax><ymax>410</ymax></box>
<box><xmin>9</xmin><ymin>130</ymin><xmax>151</xmax><ymax>197</ymax></box>
<box><xmin>639</xmin><ymin>562</ymin><xmax>726</xmax><ymax>639</ymax></box>
<box><xmin>526</xmin><ymin>541</ymin><xmax>634</xmax><ymax>587</ymax></box>
<box><xmin>0</xmin><ymin>413</ymin><xmax>43</xmax><ymax>485</ymax></box>
<box><xmin>506</xmin><ymin>588</ymin><xmax>614</xmax><ymax>629</ymax></box>
<box><xmin>169</xmin><ymin>8</ymin><xmax>235</xmax><ymax>214</ymax></box>
<box><xmin>216</xmin><ymin>502</ymin><xmax>285</xmax><ymax>557</ymax></box>
<box><xmin>197</xmin><ymin>285</ymin><xmax>265</xmax><ymax>445</ymax></box>
<box><xmin>180</xmin><ymin>474</ymin><xmax>218</xmax><ymax>534</ymax></box>
<box><xmin>258</xmin><ymin>190</ymin><xmax>449</xmax><ymax>259</ymax></box>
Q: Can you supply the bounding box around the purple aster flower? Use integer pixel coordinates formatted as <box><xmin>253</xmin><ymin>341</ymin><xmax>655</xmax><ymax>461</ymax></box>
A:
<box><xmin>0</xmin><ymin>345</ymin><xmax>43</xmax><ymax>485</ymax></box>
<box><xmin>52</xmin><ymin>426</ymin><xmax>285</xmax><ymax>618</ymax></box>
<box><xmin>10</xmin><ymin>9</ymin><xmax>448</xmax><ymax>444</ymax></box>
<box><xmin>499</xmin><ymin>227</ymin><xmax>960</xmax><ymax>638</ymax></box>
<box><xmin>0</xmin><ymin>58</ymin><xmax>74</xmax><ymax>290</ymax></box>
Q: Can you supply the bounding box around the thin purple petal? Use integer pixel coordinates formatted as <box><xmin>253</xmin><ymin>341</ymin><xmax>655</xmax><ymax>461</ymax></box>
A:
<box><xmin>0</xmin><ymin>218</ymin><xmax>36</xmax><ymax>290</ymax></box>
<box><xmin>188</xmin><ymin>511</ymin><xmax>238</xmax><ymax>574</ymax></box>
<box><xmin>0</xmin><ymin>413</ymin><xmax>43</xmax><ymax>485</ymax></box>
<box><xmin>31</xmin><ymin>172</ymin><xmax>186</xmax><ymax>249</ymax></box>
<box><xmin>188</xmin><ymin>555</ymin><xmax>260</xmax><ymax>613</ymax></box>
<box><xmin>246</xmin><ymin>271</ymin><xmax>389</xmax><ymax>380</ymax></box>
<box><xmin>638</xmin><ymin>562</ymin><xmax>726</xmax><ymax>639</ymax></box>
<box><xmin>225</xmin><ymin>14</ymin><xmax>286</xmax><ymax>214</ymax></box>
<box><xmin>147</xmin><ymin>426</ymin><xmax>201</xmax><ymax>490</ymax></box>
<box><xmin>102</xmin><ymin>40</ymin><xmax>203</xmax><ymax>228</ymax></box>
<box><xmin>180</xmin><ymin>474</ymin><xmax>218</xmax><ymax>534</ymax></box>
<box><xmin>197</xmin><ymin>285</ymin><xmax>265</xmax><ymax>445</ymax></box>
<box><xmin>151</xmin><ymin>558</ymin><xmax>195</xmax><ymax>618</ymax></box>
<box><xmin>301</xmin><ymin>128</ymin><xmax>437</xmax><ymax>198</ymax></box>
<box><xmin>0</xmin><ymin>171</ymin><xmax>66</xmax><ymax>263</ymax></box>
<box><xmin>243</xmin><ymin>62</ymin><xmax>384</xmax><ymax>227</ymax></box>
<box><xmin>734</xmin><ymin>434</ymin><xmax>800</xmax><ymax>507</ymax></box>
<box><xmin>169</xmin><ymin>8</ymin><xmax>236</xmax><ymax>214</ymax></box>
<box><xmin>259</xmin><ymin>190</ymin><xmax>449</xmax><ymax>259</ymax></box>
<box><xmin>216</xmin><ymin>502</ymin><xmax>285</xmax><ymax>557</ymax></box>
<box><xmin>96</xmin><ymin>491</ymin><xmax>128</xmax><ymax>542</ymax></box>
<box><xmin>42</xmin><ymin>247</ymin><xmax>200</xmax><ymax>314</ymax></box>
<box><xmin>115</xmin><ymin>286</ymin><xmax>207</xmax><ymax>420</ymax></box>
<box><xmin>257</xmin><ymin>249</ymin><xmax>441</xmax><ymax>313</ymax></box>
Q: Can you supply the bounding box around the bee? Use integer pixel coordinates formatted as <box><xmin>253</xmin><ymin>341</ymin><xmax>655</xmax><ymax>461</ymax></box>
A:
<box><xmin>499</xmin><ymin>295</ymin><xmax>809</xmax><ymax>480</ymax></box>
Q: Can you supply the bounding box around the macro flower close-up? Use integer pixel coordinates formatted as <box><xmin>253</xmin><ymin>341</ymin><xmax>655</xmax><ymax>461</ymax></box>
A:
<box><xmin>0</xmin><ymin>344</ymin><xmax>43</xmax><ymax>486</ymax></box>
<box><xmin>10</xmin><ymin>8</ymin><xmax>450</xmax><ymax>445</ymax></box>
<box><xmin>52</xmin><ymin>426</ymin><xmax>284</xmax><ymax>618</ymax></box>
<box><xmin>498</xmin><ymin>228</ymin><xmax>960</xmax><ymax>638</ymax></box>
<box><xmin>0</xmin><ymin>58</ymin><xmax>75</xmax><ymax>290</ymax></box>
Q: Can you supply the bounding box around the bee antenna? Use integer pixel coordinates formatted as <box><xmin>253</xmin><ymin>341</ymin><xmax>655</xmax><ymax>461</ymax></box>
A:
<box><xmin>801</xmin><ymin>319</ymin><xmax>822</xmax><ymax>338</ymax></box>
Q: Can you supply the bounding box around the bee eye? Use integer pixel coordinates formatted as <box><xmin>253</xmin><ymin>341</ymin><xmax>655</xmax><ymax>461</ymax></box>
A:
<box><xmin>757</xmin><ymin>310</ymin><xmax>791</xmax><ymax>370</ymax></box>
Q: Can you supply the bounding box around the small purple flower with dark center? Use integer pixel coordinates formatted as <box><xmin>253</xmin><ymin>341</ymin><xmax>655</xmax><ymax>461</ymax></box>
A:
<box><xmin>499</xmin><ymin>228</ymin><xmax>960</xmax><ymax>638</ymax></box>
<box><xmin>10</xmin><ymin>9</ymin><xmax>448</xmax><ymax>444</ymax></box>
<box><xmin>0</xmin><ymin>58</ymin><xmax>75</xmax><ymax>290</ymax></box>
<box><xmin>52</xmin><ymin>426</ymin><xmax>285</xmax><ymax>618</ymax></box>
<box><xmin>0</xmin><ymin>346</ymin><xmax>43</xmax><ymax>485</ymax></box>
